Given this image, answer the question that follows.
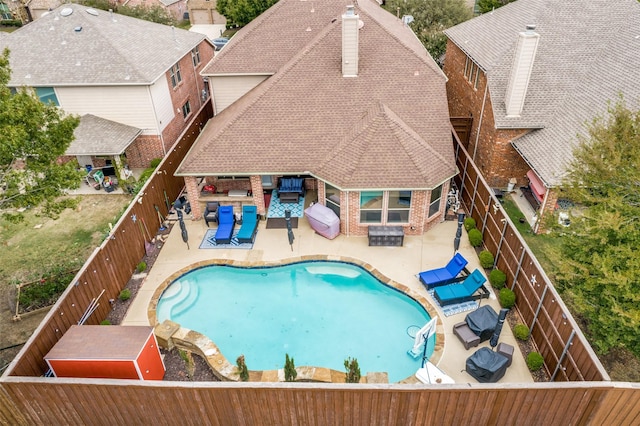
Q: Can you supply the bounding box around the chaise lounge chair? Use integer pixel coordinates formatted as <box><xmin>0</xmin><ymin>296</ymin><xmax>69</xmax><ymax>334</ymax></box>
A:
<box><xmin>236</xmin><ymin>205</ymin><xmax>259</xmax><ymax>244</ymax></box>
<box><xmin>433</xmin><ymin>269</ymin><xmax>490</xmax><ymax>306</ymax></box>
<box><xmin>418</xmin><ymin>253</ymin><xmax>469</xmax><ymax>289</ymax></box>
<box><xmin>214</xmin><ymin>205</ymin><xmax>235</xmax><ymax>244</ymax></box>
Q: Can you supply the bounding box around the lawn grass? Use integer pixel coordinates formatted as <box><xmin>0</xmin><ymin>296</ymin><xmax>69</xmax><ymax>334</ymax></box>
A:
<box><xmin>0</xmin><ymin>195</ymin><xmax>132</xmax><ymax>285</ymax></box>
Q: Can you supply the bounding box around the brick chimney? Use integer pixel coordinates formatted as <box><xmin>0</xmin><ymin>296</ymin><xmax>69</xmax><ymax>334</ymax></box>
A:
<box><xmin>504</xmin><ymin>25</ymin><xmax>540</xmax><ymax>117</ymax></box>
<box><xmin>342</xmin><ymin>5</ymin><xmax>359</xmax><ymax>77</ymax></box>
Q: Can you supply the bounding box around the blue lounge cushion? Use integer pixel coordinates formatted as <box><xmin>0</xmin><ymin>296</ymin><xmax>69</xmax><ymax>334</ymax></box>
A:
<box><xmin>214</xmin><ymin>205</ymin><xmax>235</xmax><ymax>244</ymax></box>
<box><xmin>433</xmin><ymin>269</ymin><xmax>487</xmax><ymax>305</ymax></box>
<box><xmin>418</xmin><ymin>253</ymin><xmax>469</xmax><ymax>289</ymax></box>
<box><xmin>237</xmin><ymin>205</ymin><xmax>258</xmax><ymax>243</ymax></box>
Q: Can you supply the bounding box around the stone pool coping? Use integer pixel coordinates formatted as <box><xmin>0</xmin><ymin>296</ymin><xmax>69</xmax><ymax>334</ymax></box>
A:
<box><xmin>148</xmin><ymin>255</ymin><xmax>444</xmax><ymax>383</ymax></box>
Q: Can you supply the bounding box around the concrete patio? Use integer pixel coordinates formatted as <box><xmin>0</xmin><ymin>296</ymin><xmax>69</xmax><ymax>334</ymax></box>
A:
<box><xmin>123</xmin><ymin>209</ymin><xmax>534</xmax><ymax>384</ymax></box>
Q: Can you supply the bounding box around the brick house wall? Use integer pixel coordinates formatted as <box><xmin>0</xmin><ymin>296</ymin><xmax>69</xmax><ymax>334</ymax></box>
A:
<box><xmin>162</xmin><ymin>40</ymin><xmax>215</xmax><ymax>154</ymax></box>
<box><xmin>443</xmin><ymin>41</ymin><xmax>531</xmax><ymax>189</ymax></box>
<box><xmin>125</xmin><ymin>135</ymin><xmax>165</xmax><ymax>168</ymax></box>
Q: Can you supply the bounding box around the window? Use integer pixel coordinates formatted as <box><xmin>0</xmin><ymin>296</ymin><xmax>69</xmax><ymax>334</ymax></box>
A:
<box><xmin>182</xmin><ymin>101</ymin><xmax>191</xmax><ymax>117</ymax></box>
<box><xmin>35</xmin><ymin>87</ymin><xmax>59</xmax><ymax>106</ymax></box>
<box><xmin>360</xmin><ymin>191</ymin><xmax>383</xmax><ymax>223</ymax></box>
<box><xmin>360</xmin><ymin>191</ymin><xmax>411</xmax><ymax>224</ymax></box>
<box><xmin>464</xmin><ymin>56</ymin><xmax>481</xmax><ymax>89</ymax></box>
<box><xmin>191</xmin><ymin>47</ymin><xmax>200</xmax><ymax>67</ymax></box>
<box><xmin>0</xmin><ymin>2</ymin><xmax>12</xmax><ymax>20</ymax></box>
<box><xmin>428</xmin><ymin>185</ymin><xmax>443</xmax><ymax>217</ymax></box>
<box><xmin>387</xmin><ymin>191</ymin><xmax>411</xmax><ymax>223</ymax></box>
<box><xmin>325</xmin><ymin>183</ymin><xmax>341</xmax><ymax>217</ymax></box>
<box><xmin>170</xmin><ymin>63</ymin><xmax>182</xmax><ymax>87</ymax></box>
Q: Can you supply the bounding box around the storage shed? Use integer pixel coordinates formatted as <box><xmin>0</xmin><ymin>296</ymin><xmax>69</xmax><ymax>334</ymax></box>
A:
<box><xmin>44</xmin><ymin>325</ymin><xmax>165</xmax><ymax>380</ymax></box>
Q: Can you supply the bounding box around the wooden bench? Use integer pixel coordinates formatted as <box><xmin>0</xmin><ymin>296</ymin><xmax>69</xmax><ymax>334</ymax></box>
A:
<box><xmin>368</xmin><ymin>225</ymin><xmax>404</xmax><ymax>246</ymax></box>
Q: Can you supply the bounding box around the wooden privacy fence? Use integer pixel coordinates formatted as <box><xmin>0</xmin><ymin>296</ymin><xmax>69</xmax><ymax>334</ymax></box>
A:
<box><xmin>452</xmin><ymin>133</ymin><xmax>608</xmax><ymax>382</ymax></box>
<box><xmin>1</xmin><ymin>379</ymin><xmax>639</xmax><ymax>425</ymax></box>
<box><xmin>4</xmin><ymin>102</ymin><xmax>212</xmax><ymax>378</ymax></box>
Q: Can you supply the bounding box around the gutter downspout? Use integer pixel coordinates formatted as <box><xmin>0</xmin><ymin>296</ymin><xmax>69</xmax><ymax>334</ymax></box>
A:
<box><xmin>473</xmin><ymin>81</ymin><xmax>489</xmax><ymax>162</ymax></box>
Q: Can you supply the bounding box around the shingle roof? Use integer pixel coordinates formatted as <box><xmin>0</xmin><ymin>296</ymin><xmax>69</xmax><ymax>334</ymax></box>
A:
<box><xmin>179</xmin><ymin>0</ymin><xmax>455</xmax><ymax>190</ymax></box>
<box><xmin>0</xmin><ymin>4</ymin><xmax>208</xmax><ymax>86</ymax></box>
<box><xmin>445</xmin><ymin>0</ymin><xmax>640</xmax><ymax>186</ymax></box>
<box><xmin>67</xmin><ymin>114</ymin><xmax>142</xmax><ymax>156</ymax></box>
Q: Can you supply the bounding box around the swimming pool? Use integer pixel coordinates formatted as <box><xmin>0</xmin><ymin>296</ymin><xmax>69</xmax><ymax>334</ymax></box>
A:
<box><xmin>156</xmin><ymin>261</ymin><xmax>435</xmax><ymax>382</ymax></box>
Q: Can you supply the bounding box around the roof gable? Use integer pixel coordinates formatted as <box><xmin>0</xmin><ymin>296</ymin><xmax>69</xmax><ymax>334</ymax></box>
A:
<box><xmin>0</xmin><ymin>4</ymin><xmax>208</xmax><ymax>86</ymax></box>
<box><xmin>178</xmin><ymin>0</ymin><xmax>455</xmax><ymax>190</ymax></box>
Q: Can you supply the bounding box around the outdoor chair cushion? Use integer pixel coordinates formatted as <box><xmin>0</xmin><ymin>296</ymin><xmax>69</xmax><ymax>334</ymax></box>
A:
<box><xmin>236</xmin><ymin>205</ymin><xmax>258</xmax><ymax>243</ymax></box>
<box><xmin>433</xmin><ymin>269</ymin><xmax>488</xmax><ymax>306</ymax></box>
<box><xmin>214</xmin><ymin>205</ymin><xmax>235</xmax><ymax>244</ymax></box>
<box><xmin>418</xmin><ymin>253</ymin><xmax>469</xmax><ymax>289</ymax></box>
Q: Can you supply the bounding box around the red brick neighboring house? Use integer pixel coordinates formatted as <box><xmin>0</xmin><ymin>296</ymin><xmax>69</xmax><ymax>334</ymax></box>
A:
<box><xmin>177</xmin><ymin>0</ymin><xmax>458</xmax><ymax>237</ymax></box>
<box><xmin>0</xmin><ymin>4</ymin><xmax>214</xmax><ymax>173</ymax></box>
<box><xmin>443</xmin><ymin>0</ymin><xmax>640</xmax><ymax>232</ymax></box>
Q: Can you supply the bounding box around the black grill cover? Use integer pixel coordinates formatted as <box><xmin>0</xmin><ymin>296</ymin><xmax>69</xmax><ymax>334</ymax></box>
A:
<box><xmin>465</xmin><ymin>305</ymin><xmax>498</xmax><ymax>342</ymax></box>
<box><xmin>465</xmin><ymin>347</ymin><xmax>509</xmax><ymax>383</ymax></box>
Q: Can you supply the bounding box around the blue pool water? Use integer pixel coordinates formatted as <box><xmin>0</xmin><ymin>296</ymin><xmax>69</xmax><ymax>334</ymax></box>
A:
<box><xmin>156</xmin><ymin>261</ymin><xmax>435</xmax><ymax>382</ymax></box>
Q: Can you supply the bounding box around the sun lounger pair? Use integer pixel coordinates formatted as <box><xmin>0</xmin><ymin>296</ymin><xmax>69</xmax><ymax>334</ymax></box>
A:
<box><xmin>433</xmin><ymin>269</ymin><xmax>490</xmax><ymax>306</ymax></box>
<box><xmin>418</xmin><ymin>253</ymin><xmax>469</xmax><ymax>289</ymax></box>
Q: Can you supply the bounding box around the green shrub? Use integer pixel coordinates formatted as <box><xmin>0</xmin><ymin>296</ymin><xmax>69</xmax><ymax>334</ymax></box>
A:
<box><xmin>136</xmin><ymin>261</ymin><xmax>147</xmax><ymax>273</ymax></box>
<box><xmin>118</xmin><ymin>289</ymin><xmax>131</xmax><ymax>301</ymax></box>
<box><xmin>344</xmin><ymin>357</ymin><xmax>361</xmax><ymax>383</ymax></box>
<box><xmin>150</xmin><ymin>158</ymin><xmax>162</xmax><ymax>168</ymax></box>
<box><xmin>478</xmin><ymin>250</ymin><xmax>495</xmax><ymax>268</ymax></box>
<box><xmin>499</xmin><ymin>287</ymin><xmax>516</xmax><ymax>309</ymax></box>
<box><xmin>236</xmin><ymin>355</ymin><xmax>249</xmax><ymax>381</ymax></box>
<box><xmin>526</xmin><ymin>352</ymin><xmax>544</xmax><ymax>371</ymax></box>
<box><xmin>100</xmin><ymin>319</ymin><xmax>111</xmax><ymax>325</ymax></box>
<box><xmin>514</xmin><ymin>324</ymin><xmax>530</xmax><ymax>341</ymax></box>
<box><xmin>489</xmin><ymin>269</ymin><xmax>507</xmax><ymax>289</ymax></box>
<box><xmin>284</xmin><ymin>353</ymin><xmax>297</xmax><ymax>382</ymax></box>
<box><xmin>463</xmin><ymin>217</ymin><xmax>476</xmax><ymax>231</ymax></box>
<box><xmin>468</xmin><ymin>228</ymin><xmax>483</xmax><ymax>247</ymax></box>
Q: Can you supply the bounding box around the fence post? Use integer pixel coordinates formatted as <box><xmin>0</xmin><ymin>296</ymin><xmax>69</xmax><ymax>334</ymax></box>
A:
<box><xmin>551</xmin><ymin>330</ymin><xmax>577</xmax><ymax>381</ymax></box>
<box><xmin>530</xmin><ymin>285</ymin><xmax>548</xmax><ymax>335</ymax></box>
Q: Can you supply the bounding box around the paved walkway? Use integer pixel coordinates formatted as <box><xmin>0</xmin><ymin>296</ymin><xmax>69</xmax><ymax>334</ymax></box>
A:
<box><xmin>123</xmin><ymin>214</ymin><xmax>533</xmax><ymax>384</ymax></box>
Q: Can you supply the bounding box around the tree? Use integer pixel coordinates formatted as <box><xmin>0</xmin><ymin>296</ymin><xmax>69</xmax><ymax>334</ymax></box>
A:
<box><xmin>556</xmin><ymin>97</ymin><xmax>640</xmax><ymax>357</ymax></box>
<box><xmin>384</xmin><ymin>0</ymin><xmax>473</xmax><ymax>61</ymax></box>
<box><xmin>217</xmin><ymin>0</ymin><xmax>278</xmax><ymax>28</ymax></box>
<box><xmin>0</xmin><ymin>49</ymin><xmax>82</xmax><ymax>211</ymax></box>
<box><xmin>476</xmin><ymin>0</ymin><xmax>516</xmax><ymax>14</ymax></box>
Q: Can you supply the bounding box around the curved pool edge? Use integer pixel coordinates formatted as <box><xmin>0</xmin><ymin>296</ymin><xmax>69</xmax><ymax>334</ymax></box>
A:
<box><xmin>148</xmin><ymin>255</ymin><xmax>445</xmax><ymax>383</ymax></box>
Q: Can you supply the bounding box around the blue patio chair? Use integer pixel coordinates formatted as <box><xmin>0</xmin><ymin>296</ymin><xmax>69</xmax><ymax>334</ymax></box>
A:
<box><xmin>433</xmin><ymin>269</ymin><xmax>490</xmax><ymax>306</ymax></box>
<box><xmin>214</xmin><ymin>205</ymin><xmax>235</xmax><ymax>244</ymax></box>
<box><xmin>418</xmin><ymin>253</ymin><xmax>469</xmax><ymax>289</ymax></box>
<box><xmin>236</xmin><ymin>205</ymin><xmax>258</xmax><ymax>243</ymax></box>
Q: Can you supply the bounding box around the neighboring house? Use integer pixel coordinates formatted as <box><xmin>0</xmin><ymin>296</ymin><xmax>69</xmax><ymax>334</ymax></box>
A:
<box><xmin>25</xmin><ymin>0</ymin><xmax>62</xmax><ymax>20</ymax></box>
<box><xmin>186</xmin><ymin>0</ymin><xmax>226</xmax><ymax>25</ymax></box>
<box><xmin>0</xmin><ymin>4</ymin><xmax>215</xmax><ymax>172</ymax></box>
<box><xmin>120</xmin><ymin>0</ymin><xmax>188</xmax><ymax>21</ymax></box>
<box><xmin>443</xmin><ymin>0</ymin><xmax>640</xmax><ymax>232</ymax></box>
<box><xmin>177</xmin><ymin>0</ymin><xmax>457</xmax><ymax>237</ymax></box>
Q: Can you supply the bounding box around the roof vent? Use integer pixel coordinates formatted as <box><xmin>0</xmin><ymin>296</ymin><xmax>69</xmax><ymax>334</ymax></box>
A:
<box><xmin>86</xmin><ymin>8</ymin><xmax>98</xmax><ymax>16</ymax></box>
<box><xmin>74</xmin><ymin>26</ymin><xmax>82</xmax><ymax>32</ymax></box>
<box><xmin>60</xmin><ymin>7</ymin><xmax>73</xmax><ymax>17</ymax></box>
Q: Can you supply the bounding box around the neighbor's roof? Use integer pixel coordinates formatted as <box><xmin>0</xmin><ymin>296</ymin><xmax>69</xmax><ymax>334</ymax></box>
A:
<box><xmin>179</xmin><ymin>0</ymin><xmax>455</xmax><ymax>190</ymax></box>
<box><xmin>445</xmin><ymin>0</ymin><xmax>640</xmax><ymax>186</ymax></box>
<box><xmin>66</xmin><ymin>114</ymin><xmax>142</xmax><ymax>156</ymax></box>
<box><xmin>0</xmin><ymin>4</ymin><xmax>208</xmax><ymax>86</ymax></box>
